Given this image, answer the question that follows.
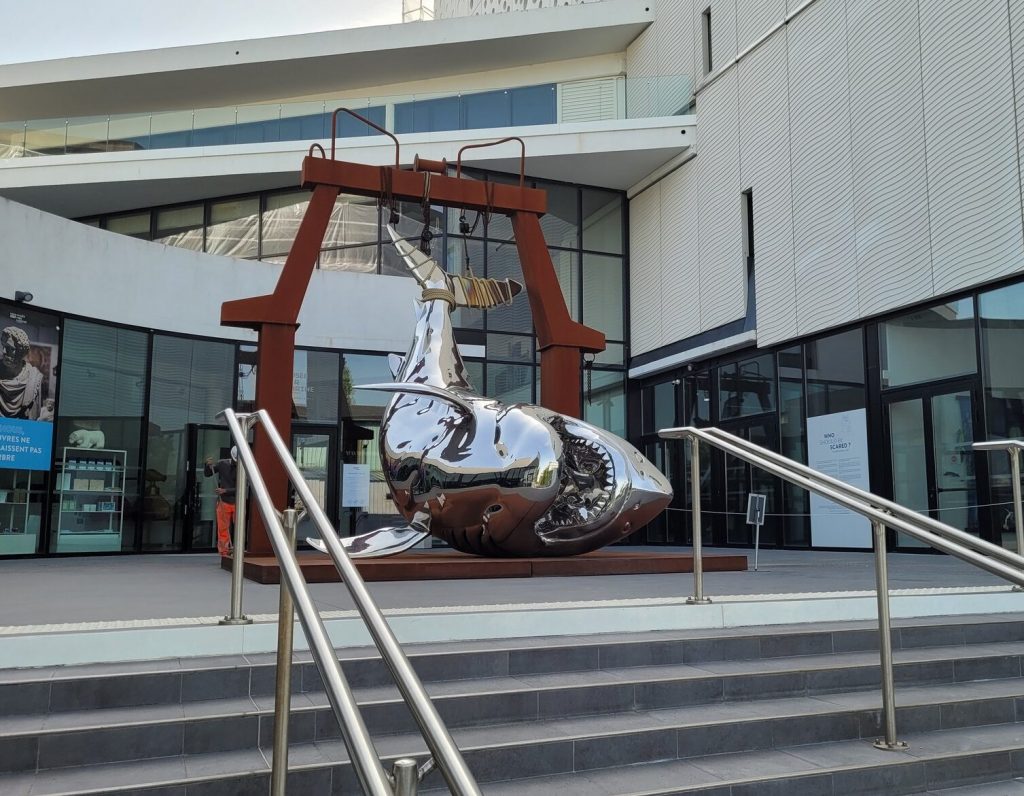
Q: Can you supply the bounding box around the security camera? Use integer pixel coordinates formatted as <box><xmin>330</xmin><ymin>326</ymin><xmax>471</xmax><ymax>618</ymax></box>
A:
<box><xmin>14</xmin><ymin>291</ymin><xmax>33</xmax><ymax>303</ymax></box>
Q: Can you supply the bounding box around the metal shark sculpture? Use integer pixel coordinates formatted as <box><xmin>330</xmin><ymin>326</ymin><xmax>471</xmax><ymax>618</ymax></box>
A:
<box><xmin>310</xmin><ymin>226</ymin><xmax>672</xmax><ymax>558</ymax></box>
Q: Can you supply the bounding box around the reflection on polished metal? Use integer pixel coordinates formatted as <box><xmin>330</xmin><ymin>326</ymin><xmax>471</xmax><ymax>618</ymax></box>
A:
<box><xmin>973</xmin><ymin>439</ymin><xmax>1024</xmax><ymax>567</ymax></box>
<box><xmin>308</xmin><ymin>526</ymin><xmax>428</xmax><ymax>558</ymax></box>
<box><xmin>340</xmin><ymin>226</ymin><xmax>673</xmax><ymax>558</ymax></box>
<box><xmin>270</xmin><ymin>508</ymin><xmax>299</xmax><ymax>796</ymax></box>
<box><xmin>871</xmin><ymin>519</ymin><xmax>907</xmax><ymax>752</ymax></box>
<box><xmin>220</xmin><ymin>411</ymin><xmax>255</xmax><ymax>626</ymax></box>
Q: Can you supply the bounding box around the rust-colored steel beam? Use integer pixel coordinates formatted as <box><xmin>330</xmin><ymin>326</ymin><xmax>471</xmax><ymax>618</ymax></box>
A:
<box><xmin>220</xmin><ymin>184</ymin><xmax>339</xmax><ymax>553</ymax></box>
<box><xmin>300</xmin><ymin>157</ymin><xmax>547</xmax><ymax>215</ymax></box>
<box><xmin>223</xmin><ymin>145</ymin><xmax>608</xmax><ymax>553</ymax></box>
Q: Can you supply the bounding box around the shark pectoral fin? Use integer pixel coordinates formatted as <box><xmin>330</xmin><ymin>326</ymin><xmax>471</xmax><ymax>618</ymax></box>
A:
<box><xmin>387</xmin><ymin>353</ymin><xmax>405</xmax><ymax>379</ymax></box>
<box><xmin>357</xmin><ymin>382</ymin><xmax>474</xmax><ymax>416</ymax></box>
<box><xmin>307</xmin><ymin>527</ymin><xmax>429</xmax><ymax>559</ymax></box>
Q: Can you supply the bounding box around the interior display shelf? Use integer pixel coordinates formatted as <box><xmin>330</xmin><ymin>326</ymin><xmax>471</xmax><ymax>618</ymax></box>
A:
<box><xmin>58</xmin><ymin>466</ymin><xmax>126</xmax><ymax>472</ymax></box>
<box><xmin>62</xmin><ymin>510</ymin><xmax>118</xmax><ymax>514</ymax></box>
<box><xmin>57</xmin><ymin>489</ymin><xmax>122</xmax><ymax>495</ymax></box>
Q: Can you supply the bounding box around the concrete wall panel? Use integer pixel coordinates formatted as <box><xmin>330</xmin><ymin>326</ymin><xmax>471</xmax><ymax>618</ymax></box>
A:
<box><xmin>659</xmin><ymin>161</ymin><xmax>703</xmax><ymax>345</ymax></box>
<box><xmin>696</xmin><ymin>69</ymin><xmax>745</xmax><ymax>330</ymax></box>
<box><xmin>738</xmin><ymin>30</ymin><xmax>797</xmax><ymax>346</ymax></box>
<box><xmin>919</xmin><ymin>0</ymin><xmax>1024</xmax><ymax>295</ymax></box>
<box><xmin>735</xmin><ymin>0</ymin><xmax>785</xmax><ymax>55</ymax></box>
<box><xmin>846</xmin><ymin>0</ymin><xmax>932</xmax><ymax>317</ymax></box>
<box><xmin>628</xmin><ymin>182</ymin><xmax>664</xmax><ymax>355</ymax></box>
<box><xmin>787</xmin><ymin>0</ymin><xmax>858</xmax><ymax>336</ymax></box>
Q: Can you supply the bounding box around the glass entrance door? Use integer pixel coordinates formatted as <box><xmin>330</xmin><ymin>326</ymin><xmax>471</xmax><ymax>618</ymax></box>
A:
<box><xmin>185</xmin><ymin>424</ymin><xmax>232</xmax><ymax>552</ymax></box>
<box><xmin>885</xmin><ymin>384</ymin><xmax>980</xmax><ymax>548</ymax></box>
<box><xmin>291</xmin><ymin>427</ymin><xmax>338</xmax><ymax>545</ymax></box>
<box><xmin>715</xmin><ymin>417</ymin><xmax>781</xmax><ymax>546</ymax></box>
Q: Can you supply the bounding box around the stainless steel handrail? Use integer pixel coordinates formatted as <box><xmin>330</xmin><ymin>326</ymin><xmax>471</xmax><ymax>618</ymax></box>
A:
<box><xmin>705</xmin><ymin>427</ymin><xmax>1024</xmax><ymax>571</ymax></box>
<box><xmin>973</xmin><ymin>439</ymin><xmax>1024</xmax><ymax>561</ymax></box>
<box><xmin>660</xmin><ymin>425</ymin><xmax>1024</xmax><ymax>750</ymax></box>
<box><xmin>223</xmin><ymin>408</ymin><xmax>481</xmax><ymax>796</ymax></box>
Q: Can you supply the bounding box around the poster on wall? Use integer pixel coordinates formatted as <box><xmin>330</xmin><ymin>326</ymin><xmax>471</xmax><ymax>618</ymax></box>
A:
<box><xmin>807</xmin><ymin>408</ymin><xmax>871</xmax><ymax>548</ymax></box>
<box><xmin>0</xmin><ymin>307</ymin><xmax>59</xmax><ymax>471</ymax></box>
<box><xmin>341</xmin><ymin>463</ymin><xmax>370</xmax><ymax>507</ymax></box>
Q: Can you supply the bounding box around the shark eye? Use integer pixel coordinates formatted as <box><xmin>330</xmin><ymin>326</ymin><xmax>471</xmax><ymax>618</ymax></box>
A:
<box><xmin>487</xmin><ymin>504</ymin><xmax>503</xmax><ymax>514</ymax></box>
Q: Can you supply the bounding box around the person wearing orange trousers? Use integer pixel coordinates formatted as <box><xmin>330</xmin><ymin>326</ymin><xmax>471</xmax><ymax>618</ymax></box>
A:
<box><xmin>204</xmin><ymin>447</ymin><xmax>238</xmax><ymax>557</ymax></box>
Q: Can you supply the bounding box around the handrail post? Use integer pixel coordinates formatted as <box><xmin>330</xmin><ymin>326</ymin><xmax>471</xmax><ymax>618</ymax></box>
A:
<box><xmin>270</xmin><ymin>508</ymin><xmax>299</xmax><ymax>796</ymax></box>
<box><xmin>392</xmin><ymin>758</ymin><xmax>420</xmax><ymax>795</ymax></box>
<box><xmin>871</xmin><ymin>519</ymin><xmax>907</xmax><ymax>751</ymax></box>
<box><xmin>687</xmin><ymin>435</ymin><xmax>711</xmax><ymax>605</ymax></box>
<box><xmin>221</xmin><ymin>413</ymin><xmax>255</xmax><ymax>626</ymax></box>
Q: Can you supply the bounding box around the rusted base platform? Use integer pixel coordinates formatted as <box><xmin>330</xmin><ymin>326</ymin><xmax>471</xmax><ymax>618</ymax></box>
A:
<box><xmin>225</xmin><ymin>549</ymin><xmax>749</xmax><ymax>584</ymax></box>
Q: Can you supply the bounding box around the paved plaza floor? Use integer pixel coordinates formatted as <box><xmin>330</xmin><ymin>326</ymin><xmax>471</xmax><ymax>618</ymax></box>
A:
<box><xmin>0</xmin><ymin>547</ymin><xmax>1007</xmax><ymax>629</ymax></box>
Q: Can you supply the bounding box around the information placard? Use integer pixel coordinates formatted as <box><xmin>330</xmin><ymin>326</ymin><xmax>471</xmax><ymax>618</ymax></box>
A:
<box><xmin>807</xmin><ymin>408</ymin><xmax>871</xmax><ymax>548</ymax></box>
<box><xmin>341</xmin><ymin>463</ymin><xmax>371</xmax><ymax>508</ymax></box>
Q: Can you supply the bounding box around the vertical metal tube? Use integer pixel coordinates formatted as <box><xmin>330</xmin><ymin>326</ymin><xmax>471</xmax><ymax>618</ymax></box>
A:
<box><xmin>688</xmin><ymin>435</ymin><xmax>710</xmax><ymax>604</ymax></box>
<box><xmin>270</xmin><ymin>508</ymin><xmax>298</xmax><ymax>796</ymax></box>
<box><xmin>1011</xmin><ymin>448</ymin><xmax>1024</xmax><ymax>558</ymax></box>
<box><xmin>392</xmin><ymin>758</ymin><xmax>420</xmax><ymax>796</ymax></box>
<box><xmin>221</xmin><ymin>414</ymin><xmax>253</xmax><ymax>626</ymax></box>
<box><xmin>224</xmin><ymin>411</ymin><xmax>394</xmax><ymax>796</ymax></box>
<box><xmin>871</xmin><ymin>520</ymin><xmax>906</xmax><ymax>751</ymax></box>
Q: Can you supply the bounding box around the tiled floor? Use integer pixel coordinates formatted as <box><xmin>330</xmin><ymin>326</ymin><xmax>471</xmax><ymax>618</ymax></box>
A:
<box><xmin>0</xmin><ymin>546</ymin><xmax>1007</xmax><ymax>627</ymax></box>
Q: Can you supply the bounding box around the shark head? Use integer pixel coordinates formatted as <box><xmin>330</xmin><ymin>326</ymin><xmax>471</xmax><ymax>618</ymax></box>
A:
<box><xmin>531</xmin><ymin>413</ymin><xmax>673</xmax><ymax>550</ymax></box>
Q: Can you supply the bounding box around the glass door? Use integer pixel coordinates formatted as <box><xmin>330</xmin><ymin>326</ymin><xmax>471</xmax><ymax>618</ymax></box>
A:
<box><xmin>291</xmin><ymin>426</ymin><xmax>338</xmax><ymax>545</ymax></box>
<box><xmin>884</xmin><ymin>383</ymin><xmax>980</xmax><ymax>548</ymax></box>
<box><xmin>714</xmin><ymin>416</ymin><xmax>780</xmax><ymax>546</ymax></box>
<box><xmin>185</xmin><ymin>424</ymin><xmax>232</xmax><ymax>552</ymax></box>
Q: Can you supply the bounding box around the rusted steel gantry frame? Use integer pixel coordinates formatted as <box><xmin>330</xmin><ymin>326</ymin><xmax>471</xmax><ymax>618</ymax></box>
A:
<box><xmin>221</xmin><ymin>111</ymin><xmax>605</xmax><ymax>554</ymax></box>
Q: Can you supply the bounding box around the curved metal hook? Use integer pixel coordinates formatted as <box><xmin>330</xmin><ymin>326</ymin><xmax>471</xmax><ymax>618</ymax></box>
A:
<box><xmin>308</xmin><ymin>142</ymin><xmax>326</xmax><ymax>159</ymax></box>
<box><xmin>330</xmin><ymin>107</ymin><xmax>400</xmax><ymax>166</ymax></box>
<box><xmin>456</xmin><ymin>137</ymin><xmax>526</xmax><ymax>188</ymax></box>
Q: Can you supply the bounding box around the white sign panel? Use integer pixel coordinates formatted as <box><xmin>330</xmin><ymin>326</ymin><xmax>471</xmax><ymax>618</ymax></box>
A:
<box><xmin>807</xmin><ymin>408</ymin><xmax>871</xmax><ymax>548</ymax></box>
<box><xmin>341</xmin><ymin>463</ymin><xmax>371</xmax><ymax>508</ymax></box>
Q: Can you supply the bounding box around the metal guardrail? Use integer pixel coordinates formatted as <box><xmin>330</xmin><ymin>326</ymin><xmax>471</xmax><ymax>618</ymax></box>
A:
<box><xmin>221</xmin><ymin>408</ymin><xmax>480</xmax><ymax>796</ymax></box>
<box><xmin>660</xmin><ymin>425</ymin><xmax>1024</xmax><ymax>751</ymax></box>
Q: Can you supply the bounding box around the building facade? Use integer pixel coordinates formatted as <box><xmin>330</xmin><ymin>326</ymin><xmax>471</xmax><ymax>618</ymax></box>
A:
<box><xmin>1</xmin><ymin>0</ymin><xmax>1022</xmax><ymax>557</ymax></box>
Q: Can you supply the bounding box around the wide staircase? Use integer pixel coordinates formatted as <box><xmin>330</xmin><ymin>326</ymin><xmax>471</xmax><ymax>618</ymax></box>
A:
<box><xmin>3</xmin><ymin>614</ymin><xmax>1024</xmax><ymax>794</ymax></box>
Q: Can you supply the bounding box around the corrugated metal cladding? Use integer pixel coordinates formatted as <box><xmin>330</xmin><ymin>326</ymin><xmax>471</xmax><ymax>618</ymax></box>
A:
<box><xmin>628</xmin><ymin>0</ymin><xmax>1024</xmax><ymax>358</ymax></box>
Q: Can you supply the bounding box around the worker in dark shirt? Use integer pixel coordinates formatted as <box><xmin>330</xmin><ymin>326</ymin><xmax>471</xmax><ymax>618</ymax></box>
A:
<box><xmin>204</xmin><ymin>447</ymin><xmax>238</xmax><ymax>557</ymax></box>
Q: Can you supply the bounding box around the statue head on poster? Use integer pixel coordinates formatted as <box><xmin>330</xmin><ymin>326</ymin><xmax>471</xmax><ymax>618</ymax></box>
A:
<box><xmin>0</xmin><ymin>325</ymin><xmax>45</xmax><ymax>421</ymax></box>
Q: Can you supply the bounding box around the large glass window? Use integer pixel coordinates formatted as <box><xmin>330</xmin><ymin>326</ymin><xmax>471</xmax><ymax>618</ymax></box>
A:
<box><xmin>51</xmin><ymin>320</ymin><xmax>148</xmax><ymax>553</ymax></box>
<box><xmin>106</xmin><ymin>212</ymin><xmax>151</xmax><ymax>240</ymax></box>
<box><xmin>880</xmin><ymin>299</ymin><xmax>976</xmax><ymax>388</ymax></box>
<box><xmin>262</xmin><ymin>191</ymin><xmax>311</xmax><ymax>259</ymax></box>
<box><xmin>719</xmin><ymin>354</ymin><xmax>775</xmax><ymax>419</ymax></box>
<box><xmin>583</xmin><ymin>253</ymin><xmax>624</xmax><ymax>340</ymax></box>
<box><xmin>980</xmin><ymin>282</ymin><xmax>1024</xmax><ymax>546</ymax></box>
<box><xmin>0</xmin><ymin>306</ymin><xmax>60</xmax><ymax>556</ymax></box>
<box><xmin>144</xmin><ymin>336</ymin><xmax>234</xmax><ymax>551</ymax></box>
<box><xmin>806</xmin><ymin>329</ymin><xmax>865</xmax><ymax>417</ymax></box>
<box><xmin>155</xmin><ymin>205</ymin><xmax>203</xmax><ymax>251</ymax></box>
<box><xmin>206</xmin><ymin>197</ymin><xmax>258</xmax><ymax>258</ymax></box>
<box><xmin>582</xmin><ymin>190</ymin><xmax>623</xmax><ymax>255</ymax></box>
<box><xmin>585</xmin><ymin>370</ymin><xmax>626</xmax><ymax>438</ymax></box>
<box><xmin>294</xmin><ymin>350</ymin><xmax>339</xmax><ymax>423</ymax></box>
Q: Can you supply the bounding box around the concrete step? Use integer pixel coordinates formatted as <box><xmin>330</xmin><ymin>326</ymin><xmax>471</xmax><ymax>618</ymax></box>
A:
<box><xmin>4</xmin><ymin>614</ymin><xmax>1023</xmax><ymax>717</ymax></box>
<box><xmin>4</xmin><ymin>639</ymin><xmax>1024</xmax><ymax>774</ymax></box>
<box><xmin>3</xmin><ymin>715</ymin><xmax>1024</xmax><ymax>794</ymax></box>
<box><xmin>4</xmin><ymin>616</ymin><xmax>1024</xmax><ymax>793</ymax></box>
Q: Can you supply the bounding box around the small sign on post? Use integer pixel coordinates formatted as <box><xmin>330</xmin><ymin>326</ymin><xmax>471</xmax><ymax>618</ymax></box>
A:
<box><xmin>746</xmin><ymin>493</ymin><xmax>767</xmax><ymax>571</ymax></box>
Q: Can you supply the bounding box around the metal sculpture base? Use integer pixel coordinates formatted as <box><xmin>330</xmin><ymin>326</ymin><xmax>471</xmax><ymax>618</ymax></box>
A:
<box><xmin>224</xmin><ymin>550</ymin><xmax>749</xmax><ymax>584</ymax></box>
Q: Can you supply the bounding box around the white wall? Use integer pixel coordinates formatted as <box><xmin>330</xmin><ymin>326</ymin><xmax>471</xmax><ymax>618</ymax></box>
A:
<box><xmin>0</xmin><ymin>198</ymin><xmax>418</xmax><ymax>353</ymax></box>
<box><xmin>629</xmin><ymin>0</ymin><xmax>1024</xmax><ymax>359</ymax></box>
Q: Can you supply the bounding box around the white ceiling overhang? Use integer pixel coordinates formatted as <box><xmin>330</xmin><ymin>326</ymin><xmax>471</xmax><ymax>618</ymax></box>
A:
<box><xmin>0</xmin><ymin>117</ymin><xmax>694</xmax><ymax>218</ymax></box>
<box><xmin>0</xmin><ymin>1</ymin><xmax>653</xmax><ymax>121</ymax></box>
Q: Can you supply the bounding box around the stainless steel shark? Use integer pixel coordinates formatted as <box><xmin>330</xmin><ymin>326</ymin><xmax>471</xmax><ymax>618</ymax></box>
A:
<box><xmin>314</xmin><ymin>226</ymin><xmax>672</xmax><ymax>558</ymax></box>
